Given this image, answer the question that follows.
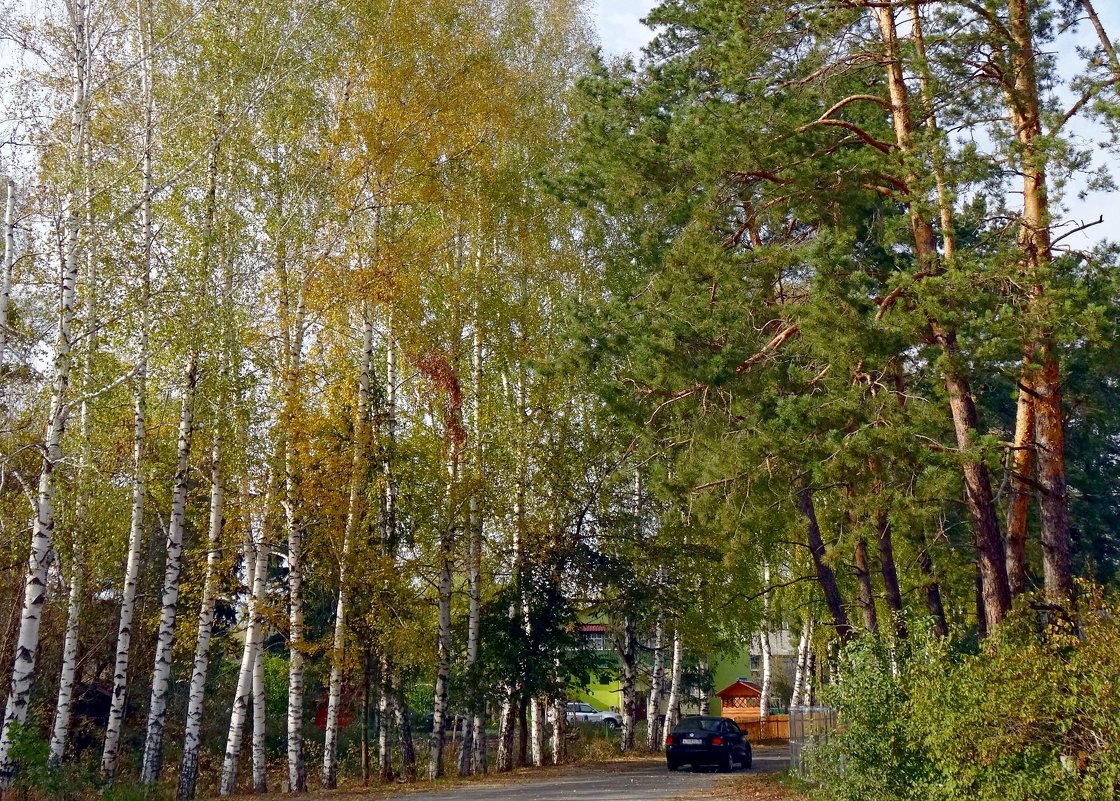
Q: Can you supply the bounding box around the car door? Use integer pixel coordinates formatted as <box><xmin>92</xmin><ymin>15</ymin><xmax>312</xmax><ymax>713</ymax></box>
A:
<box><xmin>723</xmin><ymin>720</ymin><xmax>747</xmax><ymax>763</ymax></box>
<box><xmin>579</xmin><ymin>703</ymin><xmax>595</xmax><ymax>723</ymax></box>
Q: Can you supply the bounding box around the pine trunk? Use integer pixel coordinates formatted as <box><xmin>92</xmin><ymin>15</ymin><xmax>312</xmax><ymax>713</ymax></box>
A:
<box><xmin>1006</xmin><ymin>0</ymin><xmax>1073</xmax><ymax>611</ymax></box>
<box><xmin>140</xmin><ymin>358</ymin><xmax>198</xmax><ymax>785</ymax></box>
<box><xmin>1006</xmin><ymin>355</ymin><xmax>1036</xmax><ymax>598</ymax></box>
<box><xmin>798</xmin><ymin>486</ymin><xmax>852</xmax><ymax>642</ymax></box>
<box><xmin>876</xmin><ymin>514</ymin><xmax>907</xmax><ymax>639</ymax></box>
<box><xmin>917</xmin><ymin>545</ymin><xmax>949</xmax><ymax>638</ymax></box>
<box><xmin>874</xmin><ymin>2</ymin><xmax>1011</xmax><ymax>627</ymax></box>
<box><xmin>854</xmin><ymin>537</ymin><xmax>878</xmax><ymax>634</ymax></box>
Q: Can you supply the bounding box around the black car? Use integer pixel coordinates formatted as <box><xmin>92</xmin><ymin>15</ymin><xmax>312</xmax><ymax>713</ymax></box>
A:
<box><xmin>665</xmin><ymin>715</ymin><xmax>752</xmax><ymax>772</ymax></box>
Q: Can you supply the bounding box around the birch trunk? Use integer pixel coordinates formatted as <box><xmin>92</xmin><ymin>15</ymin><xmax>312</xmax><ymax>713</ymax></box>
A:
<box><xmin>791</xmin><ymin>620</ymin><xmax>810</xmax><ymax>707</ymax></box>
<box><xmin>0</xmin><ymin>0</ymin><xmax>87</xmax><ymax>776</ymax></box>
<box><xmin>496</xmin><ymin>694</ymin><xmax>516</xmax><ymax>772</ymax></box>
<box><xmin>219</xmin><ymin>478</ymin><xmax>264</xmax><ymax>796</ymax></box>
<box><xmin>0</xmin><ymin>179</ymin><xmax>15</xmax><ymax>364</ymax></box>
<box><xmin>759</xmin><ymin>563</ymin><xmax>772</xmax><ymax>729</ymax></box>
<box><xmin>392</xmin><ymin>671</ymin><xmax>416</xmax><ymax>781</ymax></box>
<box><xmin>283</xmin><ymin>289</ymin><xmax>307</xmax><ymax>792</ymax></box>
<box><xmin>323</xmin><ymin>313</ymin><xmax>374</xmax><ymax>789</ymax></box>
<box><xmin>139</xmin><ymin>358</ymin><xmax>198</xmax><ymax>785</ymax></box>
<box><xmin>178</xmin><ymin>128</ymin><xmax>225</xmax><ymax>801</ymax></box>
<box><xmin>429</xmin><ymin>517</ymin><xmax>455</xmax><ymax>779</ymax></box>
<box><xmin>697</xmin><ymin>659</ymin><xmax>710</xmax><ymax>715</ymax></box>
<box><xmin>618</xmin><ymin>618</ymin><xmax>637</xmax><ymax>751</ymax></box>
<box><xmin>646</xmin><ymin>615</ymin><xmax>665</xmax><ymax>750</ymax></box>
<box><xmin>550</xmin><ymin>697</ymin><xmax>566</xmax><ymax>765</ymax></box>
<box><xmin>663</xmin><ymin>629</ymin><xmax>683</xmax><ymax>745</ymax></box>
<box><xmin>49</xmin><ymin>190</ymin><xmax>97</xmax><ymax>768</ymax></box>
<box><xmin>459</xmin><ymin>320</ymin><xmax>483</xmax><ymax>778</ymax></box>
<box><xmin>529</xmin><ymin>699</ymin><xmax>545</xmax><ymax>766</ymax></box>
<box><xmin>252</xmin><ymin>576</ymin><xmax>268</xmax><ymax>795</ymax></box>
<box><xmin>873</xmin><ymin>3</ymin><xmax>1011</xmax><ymax>626</ymax></box>
<box><xmin>378</xmin><ymin>658</ymin><xmax>394</xmax><ymax>781</ymax></box>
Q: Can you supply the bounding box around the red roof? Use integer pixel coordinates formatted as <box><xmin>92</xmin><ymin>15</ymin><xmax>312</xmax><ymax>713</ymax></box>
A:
<box><xmin>580</xmin><ymin>624</ymin><xmax>608</xmax><ymax>633</ymax></box>
<box><xmin>715</xmin><ymin>679</ymin><xmax>762</xmax><ymax>700</ymax></box>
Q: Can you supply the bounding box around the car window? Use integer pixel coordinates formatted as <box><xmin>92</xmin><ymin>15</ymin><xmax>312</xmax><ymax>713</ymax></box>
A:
<box><xmin>675</xmin><ymin>716</ymin><xmax>720</xmax><ymax>732</ymax></box>
<box><xmin>725</xmin><ymin>720</ymin><xmax>742</xmax><ymax>734</ymax></box>
<box><xmin>580</xmin><ymin>704</ymin><xmax>594</xmax><ymax>713</ymax></box>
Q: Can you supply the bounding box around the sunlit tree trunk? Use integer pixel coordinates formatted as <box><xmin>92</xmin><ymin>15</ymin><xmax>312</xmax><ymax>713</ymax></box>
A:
<box><xmin>873</xmin><ymin>2</ymin><xmax>1011</xmax><ymax>626</ymax></box>
<box><xmin>646</xmin><ymin>615</ymin><xmax>665</xmax><ymax>750</ymax></box>
<box><xmin>550</xmin><ymin>697</ymin><xmax>566</xmax><ymax>765</ymax></box>
<box><xmin>459</xmin><ymin>316</ymin><xmax>483</xmax><ymax>778</ymax></box>
<box><xmin>140</xmin><ymin>357</ymin><xmax>199</xmax><ymax>785</ymax></box>
<box><xmin>663</xmin><ymin>629</ymin><xmax>682</xmax><ymax>744</ymax></box>
<box><xmin>324</xmin><ymin>311</ymin><xmax>374</xmax><ymax>789</ymax></box>
<box><xmin>619</xmin><ymin>617</ymin><xmax>637</xmax><ymax>751</ymax></box>
<box><xmin>219</xmin><ymin>478</ymin><xmax>264</xmax><ymax>796</ymax></box>
<box><xmin>1006</xmin><ymin>353</ymin><xmax>1035</xmax><ymax>598</ymax></box>
<box><xmin>0</xmin><ymin>0</ymin><xmax>86</xmax><ymax>785</ymax></box>
<box><xmin>0</xmin><ymin>179</ymin><xmax>15</xmax><ymax>364</ymax></box>
<box><xmin>791</xmin><ymin>617</ymin><xmax>810</xmax><ymax>707</ymax></box>
<box><xmin>758</xmin><ymin>562</ymin><xmax>772</xmax><ymax>730</ymax></box>
<box><xmin>378</xmin><ymin>657</ymin><xmax>394</xmax><ymax>781</ymax></box>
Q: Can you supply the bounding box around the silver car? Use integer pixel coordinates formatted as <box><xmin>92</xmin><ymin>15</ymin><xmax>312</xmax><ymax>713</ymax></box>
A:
<box><xmin>565</xmin><ymin>701</ymin><xmax>622</xmax><ymax>728</ymax></box>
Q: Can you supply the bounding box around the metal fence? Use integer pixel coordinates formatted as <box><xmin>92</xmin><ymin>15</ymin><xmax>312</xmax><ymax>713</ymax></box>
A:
<box><xmin>788</xmin><ymin>706</ymin><xmax>837</xmax><ymax>775</ymax></box>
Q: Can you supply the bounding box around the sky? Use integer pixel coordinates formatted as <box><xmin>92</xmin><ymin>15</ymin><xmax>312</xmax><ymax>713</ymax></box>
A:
<box><xmin>593</xmin><ymin>0</ymin><xmax>658</xmax><ymax>58</ymax></box>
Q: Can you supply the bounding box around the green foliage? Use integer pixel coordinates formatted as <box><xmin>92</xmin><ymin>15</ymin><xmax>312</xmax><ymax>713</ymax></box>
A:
<box><xmin>811</xmin><ymin>585</ymin><xmax>1120</xmax><ymax>801</ymax></box>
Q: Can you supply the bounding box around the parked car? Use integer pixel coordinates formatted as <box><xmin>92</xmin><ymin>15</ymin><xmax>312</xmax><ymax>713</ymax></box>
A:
<box><xmin>564</xmin><ymin>701</ymin><xmax>622</xmax><ymax>728</ymax></box>
<box><xmin>665</xmin><ymin>715</ymin><xmax>752</xmax><ymax>772</ymax></box>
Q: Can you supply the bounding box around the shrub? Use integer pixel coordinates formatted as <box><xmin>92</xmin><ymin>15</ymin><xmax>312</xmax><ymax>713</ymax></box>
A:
<box><xmin>810</xmin><ymin>584</ymin><xmax>1120</xmax><ymax>801</ymax></box>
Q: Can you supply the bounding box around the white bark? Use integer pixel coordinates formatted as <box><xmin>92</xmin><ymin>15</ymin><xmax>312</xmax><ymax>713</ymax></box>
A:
<box><xmin>323</xmin><ymin>312</ymin><xmax>374</xmax><ymax>788</ymax></box>
<box><xmin>177</xmin><ymin>438</ymin><xmax>224</xmax><ymax>799</ymax></box>
<box><xmin>549</xmin><ymin>697</ymin><xmax>565</xmax><ymax>765</ymax></box>
<box><xmin>663</xmin><ymin>629</ymin><xmax>683</xmax><ymax>746</ymax></box>
<box><xmin>139</xmin><ymin>359</ymin><xmax>198</xmax><ymax>785</ymax></box>
<box><xmin>219</xmin><ymin>477</ymin><xmax>261</xmax><ymax>797</ymax></box>
<box><xmin>428</xmin><ymin>511</ymin><xmax>455</xmax><ymax>779</ymax></box>
<box><xmin>284</xmin><ymin>292</ymin><xmax>307</xmax><ymax>793</ymax></box>
<box><xmin>0</xmin><ymin>179</ymin><xmax>15</xmax><ymax>364</ymax></box>
<box><xmin>529</xmin><ymin>699</ymin><xmax>545</xmax><ymax>767</ymax></box>
<box><xmin>759</xmin><ymin>562</ymin><xmax>772</xmax><ymax>728</ymax></box>
<box><xmin>792</xmin><ymin>616</ymin><xmax>812</xmax><ymax>707</ymax></box>
<box><xmin>460</xmin><ymin>317</ymin><xmax>483</xmax><ymax>778</ymax></box>
<box><xmin>0</xmin><ymin>0</ymin><xmax>86</xmax><ymax>778</ymax></box>
<box><xmin>251</xmin><ymin>531</ymin><xmax>268</xmax><ymax>794</ymax></box>
<box><xmin>48</xmin><ymin>556</ymin><xmax>82</xmax><ymax>769</ymax></box>
<box><xmin>646</xmin><ymin>615</ymin><xmax>665</xmax><ymax>750</ymax></box>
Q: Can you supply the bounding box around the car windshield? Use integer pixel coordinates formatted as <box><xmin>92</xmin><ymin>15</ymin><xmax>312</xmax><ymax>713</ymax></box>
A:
<box><xmin>673</xmin><ymin>716</ymin><xmax>721</xmax><ymax>732</ymax></box>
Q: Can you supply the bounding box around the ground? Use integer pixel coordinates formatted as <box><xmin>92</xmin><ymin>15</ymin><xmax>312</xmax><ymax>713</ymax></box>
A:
<box><xmin>249</xmin><ymin>745</ymin><xmax>804</xmax><ymax>801</ymax></box>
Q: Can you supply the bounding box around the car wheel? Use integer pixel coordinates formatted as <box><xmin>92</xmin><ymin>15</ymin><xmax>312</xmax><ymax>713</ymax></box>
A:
<box><xmin>718</xmin><ymin>748</ymin><xmax>732</xmax><ymax>773</ymax></box>
<box><xmin>604</xmin><ymin>718</ymin><xmax>620</xmax><ymax>729</ymax></box>
<box><xmin>667</xmin><ymin>758</ymin><xmax>679</xmax><ymax>772</ymax></box>
<box><xmin>744</xmin><ymin>744</ymin><xmax>753</xmax><ymax>770</ymax></box>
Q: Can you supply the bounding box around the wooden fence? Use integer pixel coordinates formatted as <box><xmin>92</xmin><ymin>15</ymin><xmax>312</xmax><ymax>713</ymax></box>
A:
<box><xmin>723</xmin><ymin>712</ymin><xmax>790</xmax><ymax>742</ymax></box>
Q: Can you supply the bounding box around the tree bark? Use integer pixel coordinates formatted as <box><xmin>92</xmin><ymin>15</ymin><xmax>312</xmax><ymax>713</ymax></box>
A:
<box><xmin>663</xmin><ymin>629</ymin><xmax>683</xmax><ymax>745</ymax></box>
<box><xmin>323</xmin><ymin>312</ymin><xmax>374</xmax><ymax>789</ymax></box>
<box><xmin>646</xmin><ymin>615</ymin><xmax>665</xmax><ymax>750</ymax></box>
<box><xmin>797</xmin><ymin>485</ymin><xmax>852</xmax><ymax>642</ymax></box>
<box><xmin>392</xmin><ymin>671</ymin><xmax>416</xmax><ymax>782</ymax></box>
<box><xmin>876</xmin><ymin>514</ymin><xmax>907</xmax><ymax>640</ymax></box>
<box><xmin>618</xmin><ymin>617</ymin><xmax>637</xmax><ymax>751</ymax></box>
<box><xmin>854</xmin><ymin>537</ymin><xmax>879</xmax><ymax>635</ymax></box>
<box><xmin>1006</xmin><ymin>354</ymin><xmax>1036</xmax><ymax>598</ymax></box>
<box><xmin>0</xmin><ymin>179</ymin><xmax>15</xmax><ymax>365</ymax></box>
<box><xmin>758</xmin><ymin>562</ymin><xmax>772</xmax><ymax>729</ymax></box>
<box><xmin>916</xmin><ymin>535</ymin><xmax>948</xmax><ymax>637</ymax></box>
<box><xmin>459</xmin><ymin>319</ymin><xmax>484</xmax><ymax>777</ymax></box>
<box><xmin>873</xmin><ymin>2</ymin><xmax>1011</xmax><ymax>626</ymax></box>
<box><xmin>139</xmin><ymin>358</ymin><xmax>198</xmax><ymax>785</ymax></box>
<box><xmin>529</xmin><ymin>699</ymin><xmax>545</xmax><ymax>766</ymax></box>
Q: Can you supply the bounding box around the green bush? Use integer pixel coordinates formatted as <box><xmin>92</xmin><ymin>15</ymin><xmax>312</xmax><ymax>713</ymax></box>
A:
<box><xmin>810</xmin><ymin>585</ymin><xmax>1120</xmax><ymax>801</ymax></box>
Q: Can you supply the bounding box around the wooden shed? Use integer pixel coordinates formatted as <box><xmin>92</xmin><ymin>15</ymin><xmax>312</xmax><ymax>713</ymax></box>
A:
<box><xmin>715</xmin><ymin>678</ymin><xmax>763</xmax><ymax>721</ymax></box>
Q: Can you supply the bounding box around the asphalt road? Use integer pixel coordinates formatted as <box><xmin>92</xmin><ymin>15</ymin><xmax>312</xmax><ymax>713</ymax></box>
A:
<box><xmin>377</xmin><ymin>746</ymin><xmax>789</xmax><ymax>801</ymax></box>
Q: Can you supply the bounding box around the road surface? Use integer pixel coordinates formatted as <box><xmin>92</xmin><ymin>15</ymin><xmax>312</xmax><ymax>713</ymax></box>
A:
<box><xmin>376</xmin><ymin>746</ymin><xmax>788</xmax><ymax>801</ymax></box>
